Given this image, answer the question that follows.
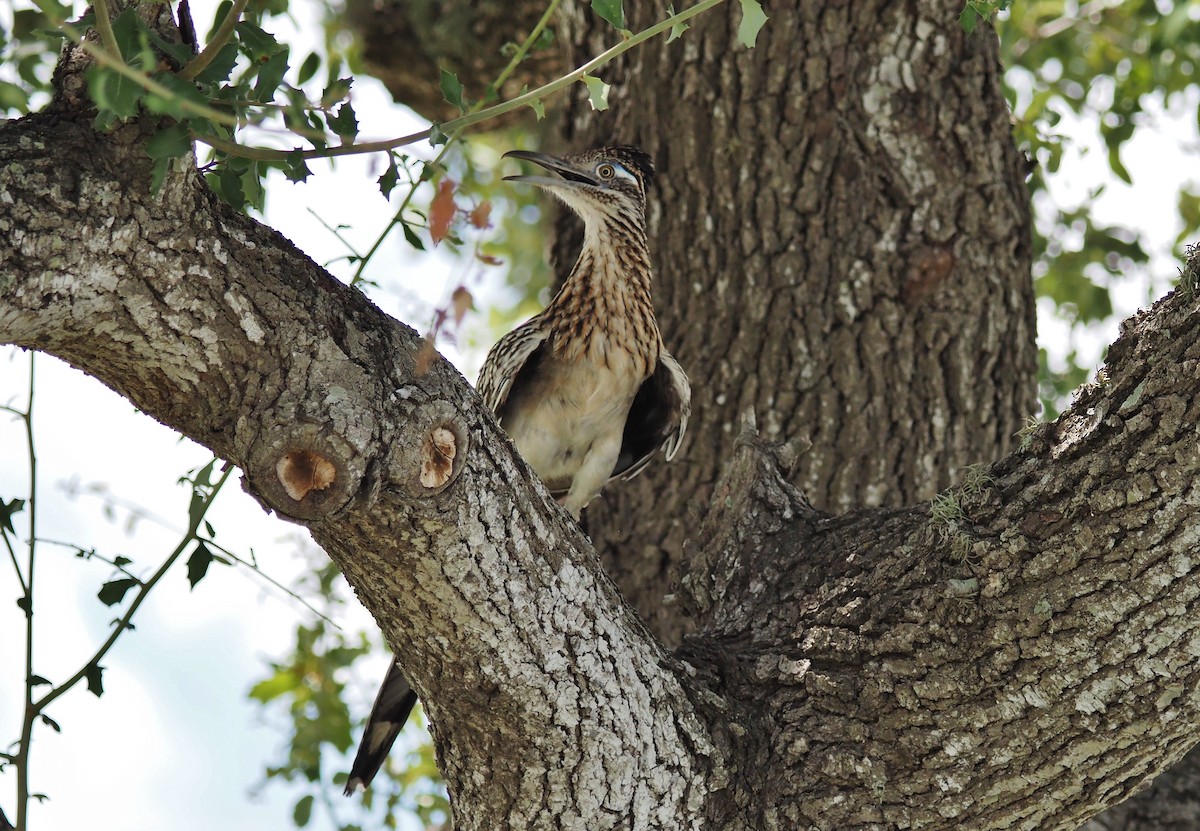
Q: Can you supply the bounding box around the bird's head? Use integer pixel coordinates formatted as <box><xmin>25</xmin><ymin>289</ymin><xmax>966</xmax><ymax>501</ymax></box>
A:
<box><xmin>503</xmin><ymin>145</ymin><xmax>654</xmax><ymax>227</ymax></box>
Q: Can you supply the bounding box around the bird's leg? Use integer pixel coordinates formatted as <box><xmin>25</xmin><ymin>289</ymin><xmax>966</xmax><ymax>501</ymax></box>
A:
<box><xmin>553</xmin><ymin>493</ymin><xmax>576</xmax><ymax>514</ymax></box>
<box><xmin>561</xmin><ymin>434</ymin><xmax>622</xmax><ymax>519</ymax></box>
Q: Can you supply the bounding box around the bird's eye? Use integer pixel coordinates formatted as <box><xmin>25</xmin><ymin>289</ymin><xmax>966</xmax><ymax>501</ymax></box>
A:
<box><xmin>596</xmin><ymin>163</ymin><xmax>616</xmax><ymax>180</ymax></box>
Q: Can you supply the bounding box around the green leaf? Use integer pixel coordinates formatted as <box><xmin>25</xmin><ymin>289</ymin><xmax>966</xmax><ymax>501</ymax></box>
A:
<box><xmin>959</xmin><ymin>6</ymin><xmax>979</xmax><ymax>34</ymax></box>
<box><xmin>84</xmin><ymin>663</ymin><xmax>105</xmax><ymax>698</ymax></box>
<box><xmin>149</xmin><ymin>157</ymin><xmax>171</xmax><ymax>195</ymax></box>
<box><xmin>143</xmin><ymin>72</ymin><xmax>209</xmax><ymax>119</ymax></box>
<box><xmin>206</xmin><ymin>166</ymin><xmax>236</xmax><ymax>208</ymax></box>
<box><xmin>428</xmin><ymin>123</ymin><xmax>449</xmax><ymax>147</ymax></box>
<box><xmin>253</xmin><ymin>49</ymin><xmax>290</xmax><ymax>103</ymax></box>
<box><xmin>296</xmin><ymin>52</ymin><xmax>321</xmax><ymax>86</ymax></box>
<box><xmin>321</xmin><ymin>77</ymin><xmax>352</xmax><ymax>108</ymax></box>
<box><xmin>293</xmin><ymin>795</ymin><xmax>314</xmax><ymax>827</ymax></box>
<box><xmin>533</xmin><ymin>27</ymin><xmax>555</xmax><ymax>51</ymax></box>
<box><xmin>205</xmin><ymin>0</ymin><xmax>233</xmax><ymax>42</ymax></box>
<box><xmin>0</xmin><ymin>497</ymin><xmax>24</xmax><ymax>534</ymax></box>
<box><xmin>40</xmin><ymin>714</ymin><xmax>61</xmax><ymax>733</ymax></box>
<box><xmin>529</xmin><ymin>97</ymin><xmax>546</xmax><ymax>120</ymax></box>
<box><xmin>0</xmin><ymin>80</ymin><xmax>31</xmax><ymax>113</ymax></box>
<box><xmin>83</xmin><ymin>9</ymin><xmax>157</xmax><ymax>121</ymax></box>
<box><xmin>98</xmin><ymin>577</ymin><xmax>139</xmax><ymax>606</ymax></box>
<box><xmin>187</xmin><ymin>541</ymin><xmax>214</xmax><ymax>589</ymax></box>
<box><xmin>666</xmin><ymin>5</ymin><xmax>690</xmax><ymax>44</ymax></box>
<box><xmin>187</xmin><ymin>459</ymin><xmax>218</xmax><ymax>524</ymax></box>
<box><xmin>737</xmin><ymin>0</ymin><xmax>768</xmax><ymax>48</ymax></box>
<box><xmin>401</xmin><ymin>222</ymin><xmax>426</xmax><ymax>251</ymax></box>
<box><xmin>582</xmin><ymin>74</ymin><xmax>610</xmax><ymax>111</ymax></box>
<box><xmin>440</xmin><ymin>68</ymin><xmax>464</xmax><ymax>111</ymax></box>
<box><xmin>235</xmin><ymin>21</ymin><xmax>284</xmax><ymax>60</ymax></box>
<box><xmin>241</xmin><ymin>164</ymin><xmax>266</xmax><ymax>213</ymax></box>
<box><xmin>248</xmin><ymin>668</ymin><xmax>299</xmax><ymax>703</ymax></box>
<box><xmin>377</xmin><ymin>155</ymin><xmax>400</xmax><ymax>199</ymax></box>
<box><xmin>194</xmin><ymin>42</ymin><xmax>240</xmax><ymax>86</ymax></box>
<box><xmin>109</xmin><ymin>8</ymin><xmax>150</xmax><ymax>62</ymax></box>
<box><xmin>590</xmin><ymin>0</ymin><xmax>625</xmax><ymax>30</ymax></box>
<box><xmin>139</xmin><ymin>18</ymin><xmax>194</xmax><ymax>67</ymax></box>
<box><xmin>145</xmin><ymin>123</ymin><xmax>192</xmax><ymax>160</ymax></box>
<box><xmin>283</xmin><ymin>150</ymin><xmax>312</xmax><ymax>183</ymax></box>
<box><xmin>327</xmin><ymin>102</ymin><xmax>358</xmax><ymax>141</ymax></box>
<box><xmin>1107</xmin><ymin>146</ymin><xmax>1132</xmax><ymax>185</ymax></box>
<box><xmin>86</xmin><ymin>65</ymin><xmax>143</xmax><ymax>120</ymax></box>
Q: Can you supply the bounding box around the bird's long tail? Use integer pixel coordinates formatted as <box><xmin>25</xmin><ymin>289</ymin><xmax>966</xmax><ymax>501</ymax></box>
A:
<box><xmin>344</xmin><ymin>658</ymin><xmax>419</xmax><ymax>795</ymax></box>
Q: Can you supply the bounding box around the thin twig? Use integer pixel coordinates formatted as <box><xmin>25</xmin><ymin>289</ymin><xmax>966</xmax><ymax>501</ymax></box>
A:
<box><xmin>32</xmin><ymin>467</ymin><xmax>234</xmax><ymax>714</ymax></box>
<box><xmin>90</xmin><ymin>0</ymin><xmax>122</xmax><ymax>62</ymax></box>
<box><xmin>179</xmin><ymin>0</ymin><xmax>250</xmax><ymax>81</ymax></box>
<box><xmin>15</xmin><ymin>354</ymin><xmax>38</xmax><ymax>831</ymax></box>
<box><xmin>204</xmin><ymin>538</ymin><xmax>340</xmax><ymax>628</ymax></box>
<box><xmin>41</xmin><ymin>8</ymin><xmax>331</xmax><ymax>144</ymax></box>
<box><xmin>346</xmin><ymin>0</ymin><xmax>565</xmax><ymax>286</ymax></box>
<box><xmin>34</xmin><ymin>538</ymin><xmax>141</xmax><ymax>581</ymax></box>
<box><xmin>197</xmin><ymin>0</ymin><xmax>727</xmax><ymax>162</ymax></box>
<box><xmin>2</xmin><ymin>517</ymin><xmax>28</xmax><ymax>595</ymax></box>
<box><xmin>58</xmin><ymin>481</ymin><xmax>343</xmax><ymax>627</ymax></box>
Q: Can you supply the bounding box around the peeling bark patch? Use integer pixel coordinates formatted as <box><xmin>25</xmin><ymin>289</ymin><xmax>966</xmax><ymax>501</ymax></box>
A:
<box><xmin>421</xmin><ymin>426</ymin><xmax>457</xmax><ymax>488</ymax></box>
<box><xmin>277</xmin><ymin>449</ymin><xmax>337</xmax><ymax>501</ymax></box>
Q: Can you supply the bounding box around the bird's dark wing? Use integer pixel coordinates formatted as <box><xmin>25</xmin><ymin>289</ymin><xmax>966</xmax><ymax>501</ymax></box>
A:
<box><xmin>476</xmin><ymin>316</ymin><xmax>550</xmax><ymax>416</ymax></box>
<box><xmin>612</xmin><ymin>349</ymin><xmax>691</xmax><ymax>482</ymax></box>
<box><xmin>344</xmin><ymin>659</ymin><xmax>419</xmax><ymax>795</ymax></box>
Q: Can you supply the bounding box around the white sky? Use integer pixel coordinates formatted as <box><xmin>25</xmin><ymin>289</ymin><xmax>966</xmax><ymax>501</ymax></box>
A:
<box><xmin>1</xmin><ymin>2</ymin><xmax>1198</xmax><ymax>830</ymax></box>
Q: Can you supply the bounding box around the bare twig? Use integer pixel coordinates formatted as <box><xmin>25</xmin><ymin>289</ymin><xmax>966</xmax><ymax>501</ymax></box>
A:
<box><xmin>179</xmin><ymin>0</ymin><xmax>250</xmax><ymax>81</ymax></box>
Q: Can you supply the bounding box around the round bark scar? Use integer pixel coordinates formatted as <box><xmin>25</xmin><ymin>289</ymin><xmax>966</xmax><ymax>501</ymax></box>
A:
<box><xmin>277</xmin><ymin>449</ymin><xmax>338</xmax><ymax>501</ymax></box>
<box><xmin>420</xmin><ymin>427</ymin><xmax>457</xmax><ymax>488</ymax></box>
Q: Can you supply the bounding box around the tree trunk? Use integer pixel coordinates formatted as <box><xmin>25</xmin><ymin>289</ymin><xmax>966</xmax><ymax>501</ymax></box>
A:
<box><xmin>550</xmin><ymin>0</ymin><xmax>1036</xmax><ymax>644</ymax></box>
<box><xmin>4</xmin><ymin>2</ymin><xmax>1200</xmax><ymax>829</ymax></box>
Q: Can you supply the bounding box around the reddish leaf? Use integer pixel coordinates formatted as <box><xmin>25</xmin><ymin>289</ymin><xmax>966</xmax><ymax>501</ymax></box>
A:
<box><xmin>429</xmin><ymin>179</ymin><xmax>457</xmax><ymax>245</ymax></box>
<box><xmin>450</xmin><ymin>287</ymin><xmax>474</xmax><ymax>326</ymax></box>
<box><xmin>470</xmin><ymin>200</ymin><xmax>492</xmax><ymax>229</ymax></box>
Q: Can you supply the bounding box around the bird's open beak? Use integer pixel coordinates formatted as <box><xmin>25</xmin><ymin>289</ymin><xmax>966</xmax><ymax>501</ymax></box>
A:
<box><xmin>503</xmin><ymin>150</ymin><xmax>597</xmax><ymax>189</ymax></box>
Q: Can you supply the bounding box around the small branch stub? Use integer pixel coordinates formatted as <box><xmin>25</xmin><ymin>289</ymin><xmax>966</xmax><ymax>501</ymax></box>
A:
<box><xmin>420</xmin><ymin>426</ymin><xmax>457</xmax><ymax>488</ymax></box>
<box><xmin>246</xmin><ymin>423</ymin><xmax>360</xmax><ymax>521</ymax></box>
<box><xmin>386</xmin><ymin>399</ymin><xmax>469</xmax><ymax>498</ymax></box>
<box><xmin>277</xmin><ymin>449</ymin><xmax>338</xmax><ymax>501</ymax></box>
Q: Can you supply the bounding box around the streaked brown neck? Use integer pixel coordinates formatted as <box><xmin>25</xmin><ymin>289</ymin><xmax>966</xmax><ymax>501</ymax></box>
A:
<box><xmin>546</xmin><ymin>211</ymin><xmax>660</xmax><ymax>367</ymax></box>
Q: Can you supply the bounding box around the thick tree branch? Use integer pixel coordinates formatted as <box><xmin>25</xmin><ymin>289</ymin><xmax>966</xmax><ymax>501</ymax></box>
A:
<box><xmin>677</xmin><ymin>259</ymin><xmax>1200</xmax><ymax>829</ymax></box>
<box><xmin>0</xmin><ymin>108</ymin><xmax>721</xmax><ymax>828</ymax></box>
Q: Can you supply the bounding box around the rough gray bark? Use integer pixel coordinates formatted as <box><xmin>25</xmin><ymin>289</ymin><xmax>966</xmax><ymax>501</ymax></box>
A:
<box><xmin>5</xmin><ymin>2</ymin><xmax>1200</xmax><ymax>829</ymax></box>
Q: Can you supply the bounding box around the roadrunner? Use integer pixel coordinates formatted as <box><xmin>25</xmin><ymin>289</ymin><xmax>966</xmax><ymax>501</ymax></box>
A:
<box><xmin>345</xmin><ymin>145</ymin><xmax>691</xmax><ymax>794</ymax></box>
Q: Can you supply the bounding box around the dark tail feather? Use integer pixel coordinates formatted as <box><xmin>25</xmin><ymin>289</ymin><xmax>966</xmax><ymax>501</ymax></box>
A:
<box><xmin>344</xmin><ymin>658</ymin><xmax>420</xmax><ymax>795</ymax></box>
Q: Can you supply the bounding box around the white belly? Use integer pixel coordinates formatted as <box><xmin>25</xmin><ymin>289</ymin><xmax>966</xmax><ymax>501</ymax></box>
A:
<box><xmin>502</xmin><ymin>355</ymin><xmax>644</xmax><ymax>492</ymax></box>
